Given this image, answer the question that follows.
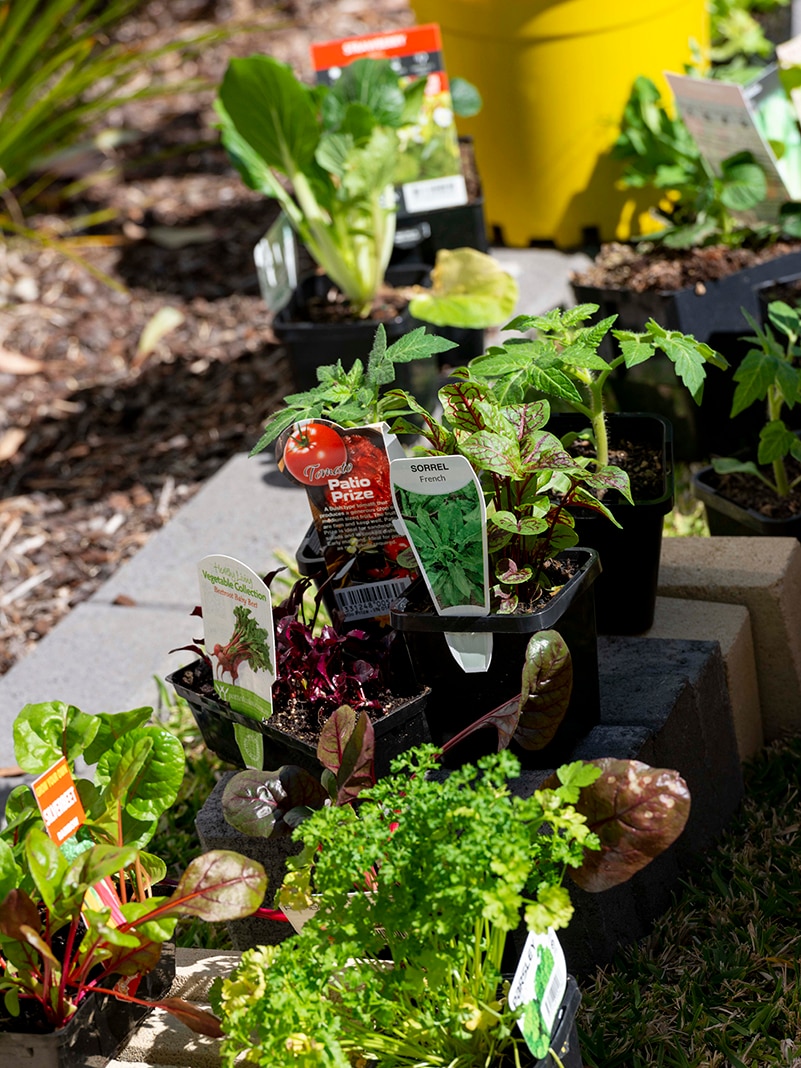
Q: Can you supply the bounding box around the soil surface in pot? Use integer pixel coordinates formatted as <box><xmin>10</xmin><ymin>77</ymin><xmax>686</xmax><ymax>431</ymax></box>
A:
<box><xmin>704</xmin><ymin>461</ymin><xmax>801</xmax><ymax>520</ymax></box>
<box><xmin>179</xmin><ymin>657</ymin><xmax>419</xmax><ymax>749</ymax></box>
<box><xmin>571</xmin><ymin>240</ymin><xmax>801</xmax><ymax>293</ymax></box>
<box><xmin>301</xmin><ymin>282</ymin><xmax>410</xmax><ymax>326</ymax></box>
<box><xmin>568</xmin><ymin>436</ymin><xmax>663</xmax><ymax>500</ymax></box>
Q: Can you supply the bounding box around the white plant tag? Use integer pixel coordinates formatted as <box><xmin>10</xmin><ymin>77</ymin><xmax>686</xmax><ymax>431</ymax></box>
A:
<box><xmin>390</xmin><ymin>455</ymin><xmax>491</xmax><ymax>672</ymax></box>
<box><xmin>254</xmin><ymin>212</ymin><xmax>298</xmax><ymax>313</ymax></box>
<box><xmin>508</xmin><ymin>928</ymin><xmax>568</xmax><ymax>1060</ymax></box>
<box><xmin>198</xmin><ymin>554</ymin><xmax>276</xmax><ymax>733</ymax></box>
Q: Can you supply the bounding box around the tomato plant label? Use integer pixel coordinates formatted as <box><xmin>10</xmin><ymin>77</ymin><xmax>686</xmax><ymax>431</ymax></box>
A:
<box><xmin>277</xmin><ymin>421</ymin><xmax>418</xmax><ymax>624</ymax></box>
<box><xmin>508</xmin><ymin>928</ymin><xmax>568</xmax><ymax>1059</ymax></box>
<box><xmin>197</xmin><ymin>555</ymin><xmax>276</xmax><ymax>755</ymax></box>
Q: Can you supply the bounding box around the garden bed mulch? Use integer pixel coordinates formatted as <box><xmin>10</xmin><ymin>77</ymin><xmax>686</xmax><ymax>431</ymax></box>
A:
<box><xmin>0</xmin><ymin>0</ymin><xmax>414</xmax><ymax>678</ymax></box>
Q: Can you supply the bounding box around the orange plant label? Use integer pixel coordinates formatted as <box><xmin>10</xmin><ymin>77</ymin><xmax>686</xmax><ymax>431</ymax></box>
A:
<box><xmin>32</xmin><ymin>756</ymin><xmax>85</xmax><ymax>845</ymax></box>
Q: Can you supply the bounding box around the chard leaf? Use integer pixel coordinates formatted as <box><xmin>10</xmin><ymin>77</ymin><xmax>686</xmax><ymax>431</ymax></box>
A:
<box><xmin>322</xmin><ymin>706</ymin><xmax>376</xmax><ymax>804</ymax></box>
<box><xmin>0</xmin><ymin>888</ymin><xmax>39</xmax><ymax>943</ymax></box>
<box><xmin>147</xmin><ymin>850</ymin><xmax>267</xmax><ymax>923</ymax></box>
<box><xmin>222</xmin><ymin>768</ymin><xmax>328</xmax><ymax>838</ymax></box>
<box><xmin>14</xmin><ymin>701</ymin><xmax>100</xmax><ymax>774</ymax></box>
<box><xmin>514</xmin><ymin>631</ymin><xmax>573</xmax><ymax>751</ymax></box>
<box><xmin>95</xmin><ymin>727</ymin><xmax>185</xmax><ymax>823</ymax></box>
<box><xmin>83</xmin><ymin>707</ymin><xmax>154</xmax><ymax>766</ymax></box>
<box><xmin>570</xmin><ymin>758</ymin><xmax>690</xmax><ymax>892</ymax></box>
<box><xmin>439</xmin><ymin>695</ymin><xmax>521</xmax><ymax>756</ymax></box>
<box><xmin>152</xmin><ymin>998</ymin><xmax>224</xmax><ymax>1038</ymax></box>
<box><xmin>64</xmin><ymin>843</ymin><xmax>138</xmax><ymax>912</ymax></box>
<box><xmin>24</xmin><ymin>828</ymin><xmax>68</xmax><ymax>912</ymax></box>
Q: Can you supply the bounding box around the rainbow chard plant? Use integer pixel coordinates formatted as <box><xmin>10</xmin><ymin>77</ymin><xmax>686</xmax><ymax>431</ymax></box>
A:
<box><xmin>0</xmin><ymin>701</ymin><xmax>268</xmax><ymax>1037</ymax></box>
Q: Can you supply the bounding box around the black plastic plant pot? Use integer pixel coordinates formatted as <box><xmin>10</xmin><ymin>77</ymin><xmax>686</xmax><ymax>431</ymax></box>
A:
<box><xmin>0</xmin><ymin>943</ymin><xmax>175</xmax><ymax>1068</ymax></box>
<box><xmin>167</xmin><ymin>660</ymin><xmax>431</xmax><ymax>781</ymax></box>
<box><xmin>692</xmin><ymin>463</ymin><xmax>801</xmax><ymax>540</ymax></box>
<box><xmin>533</xmin><ymin>976</ymin><xmax>583</xmax><ymax>1068</ymax></box>
<box><xmin>391</xmin><ymin>197</ymin><xmax>489</xmax><ymax>267</ymax></box>
<box><xmin>389</xmin><ymin>548</ymin><xmax>601</xmax><ymax>770</ymax></box>
<box><xmin>549</xmin><ymin>412</ymin><xmax>674</xmax><ymax>635</ymax></box>
<box><xmin>273</xmin><ymin>265</ymin><xmax>445</xmax><ymax>398</ymax></box>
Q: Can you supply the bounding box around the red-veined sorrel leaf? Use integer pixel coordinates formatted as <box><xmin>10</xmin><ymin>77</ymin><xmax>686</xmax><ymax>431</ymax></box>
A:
<box><xmin>496</xmin><ymin>559</ymin><xmax>533</xmax><ymax>584</ymax></box>
<box><xmin>440</xmin><ymin>380</ymin><xmax>490</xmax><ymax>433</ymax></box>
<box><xmin>222</xmin><ymin>768</ymin><xmax>328</xmax><ymax>838</ymax></box>
<box><xmin>503</xmin><ymin>399</ymin><xmax>550</xmax><ymax>441</ymax></box>
<box><xmin>318</xmin><ymin>706</ymin><xmax>375</xmax><ymax>803</ymax></box>
<box><xmin>156</xmin><ymin>998</ymin><xmax>224</xmax><ymax>1037</ymax></box>
<box><xmin>147</xmin><ymin>851</ymin><xmax>267</xmax><ymax>922</ymax></box>
<box><xmin>514</xmin><ymin>630</ymin><xmax>572</xmax><ymax>751</ymax></box>
<box><xmin>570</xmin><ymin>759</ymin><xmax>691</xmax><ymax>892</ymax></box>
<box><xmin>584</xmin><ymin>464</ymin><xmax>633</xmax><ymax>502</ymax></box>
<box><xmin>440</xmin><ymin>696</ymin><xmax>520</xmax><ymax>756</ymax></box>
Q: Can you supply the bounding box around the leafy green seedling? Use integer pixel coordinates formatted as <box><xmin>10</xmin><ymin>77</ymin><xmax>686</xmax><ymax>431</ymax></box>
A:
<box><xmin>712</xmin><ymin>300</ymin><xmax>801</xmax><ymax>497</ymax></box>
<box><xmin>250</xmin><ymin>324</ymin><xmax>457</xmax><ymax>455</ymax></box>
<box><xmin>468</xmin><ymin>303</ymin><xmax>728</xmax><ymax>468</ymax></box>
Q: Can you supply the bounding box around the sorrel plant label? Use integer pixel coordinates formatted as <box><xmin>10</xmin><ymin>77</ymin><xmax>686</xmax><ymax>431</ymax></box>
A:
<box><xmin>390</xmin><ymin>455</ymin><xmax>489</xmax><ymax>616</ymax></box>
<box><xmin>198</xmin><ymin>555</ymin><xmax>275</xmax><ymax>735</ymax></box>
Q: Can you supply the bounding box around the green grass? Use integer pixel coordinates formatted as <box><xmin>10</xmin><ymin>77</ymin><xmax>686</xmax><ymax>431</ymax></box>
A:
<box><xmin>577</xmin><ymin>734</ymin><xmax>801</xmax><ymax>1067</ymax></box>
<box><xmin>663</xmin><ymin>462</ymin><xmax>709</xmax><ymax>538</ymax></box>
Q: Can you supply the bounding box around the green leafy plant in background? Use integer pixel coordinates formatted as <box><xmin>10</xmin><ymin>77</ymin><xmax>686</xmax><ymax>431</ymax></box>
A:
<box><xmin>467</xmin><ymin>303</ymin><xmax>727</xmax><ymax>470</ymax></box>
<box><xmin>215</xmin><ymin>54</ymin><xmax>516</xmax><ymax>322</ymax></box>
<box><xmin>710</xmin><ymin>0</ymin><xmax>788</xmax><ymax>65</ymax></box>
<box><xmin>711</xmin><ymin>300</ymin><xmax>801</xmax><ymax>496</ymax></box>
<box><xmin>612</xmin><ymin>75</ymin><xmax>801</xmax><ymax>247</ymax></box>
<box><xmin>0</xmin><ymin>0</ymin><xmax>238</xmax><ymax>282</ymax></box>
<box><xmin>214</xmin><ymin>744</ymin><xmax>690</xmax><ymax>1068</ymax></box>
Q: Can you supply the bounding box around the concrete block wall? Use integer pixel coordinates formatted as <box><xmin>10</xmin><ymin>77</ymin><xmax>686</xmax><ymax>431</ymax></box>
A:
<box><xmin>658</xmin><ymin>537</ymin><xmax>801</xmax><ymax>742</ymax></box>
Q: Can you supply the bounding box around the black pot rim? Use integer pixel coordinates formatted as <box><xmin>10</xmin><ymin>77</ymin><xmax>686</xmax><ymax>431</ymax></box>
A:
<box><xmin>692</xmin><ymin>462</ymin><xmax>801</xmax><ymax>530</ymax></box>
<box><xmin>389</xmin><ymin>547</ymin><xmax>600</xmax><ymax>634</ymax></box>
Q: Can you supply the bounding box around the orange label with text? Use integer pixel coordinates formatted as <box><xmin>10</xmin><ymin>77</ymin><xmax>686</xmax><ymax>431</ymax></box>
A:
<box><xmin>32</xmin><ymin>757</ymin><xmax>85</xmax><ymax>844</ymax></box>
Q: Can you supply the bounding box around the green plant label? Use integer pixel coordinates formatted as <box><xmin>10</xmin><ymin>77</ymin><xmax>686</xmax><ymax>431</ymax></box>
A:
<box><xmin>390</xmin><ymin>455</ymin><xmax>489</xmax><ymax>616</ymax></box>
<box><xmin>311</xmin><ymin>24</ymin><xmax>468</xmax><ymax>214</ymax></box>
<box><xmin>276</xmin><ymin>420</ymin><xmax>418</xmax><ymax>623</ymax></box>
<box><xmin>198</xmin><ymin>555</ymin><xmax>275</xmax><ymax>752</ymax></box>
<box><xmin>508</xmin><ymin>928</ymin><xmax>568</xmax><ymax>1060</ymax></box>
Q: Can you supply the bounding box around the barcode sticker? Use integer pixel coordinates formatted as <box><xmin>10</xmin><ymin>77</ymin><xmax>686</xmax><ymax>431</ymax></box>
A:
<box><xmin>508</xmin><ymin>928</ymin><xmax>568</xmax><ymax>1059</ymax></box>
<box><xmin>400</xmin><ymin>174</ymin><xmax>468</xmax><ymax>214</ymax></box>
<box><xmin>333</xmin><ymin>577</ymin><xmax>411</xmax><ymax>621</ymax></box>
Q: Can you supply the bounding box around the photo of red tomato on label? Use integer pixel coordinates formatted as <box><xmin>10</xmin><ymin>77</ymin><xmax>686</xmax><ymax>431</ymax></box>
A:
<box><xmin>278</xmin><ymin>420</ymin><xmax>350</xmax><ymax>488</ymax></box>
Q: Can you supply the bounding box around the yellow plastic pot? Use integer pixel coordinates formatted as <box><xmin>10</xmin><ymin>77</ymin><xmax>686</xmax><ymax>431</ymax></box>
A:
<box><xmin>410</xmin><ymin>0</ymin><xmax>708</xmax><ymax>248</ymax></box>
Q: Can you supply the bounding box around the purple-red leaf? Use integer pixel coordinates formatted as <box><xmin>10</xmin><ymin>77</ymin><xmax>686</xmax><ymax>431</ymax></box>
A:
<box><xmin>570</xmin><ymin>759</ymin><xmax>691</xmax><ymax>892</ymax></box>
<box><xmin>440</xmin><ymin>696</ymin><xmax>520</xmax><ymax>755</ymax></box>
<box><xmin>514</xmin><ymin>630</ymin><xmax>572</xmax><ymax>751</ymax></box>
<box><xmin>222</xmin><ymin>768</ymin><xmax>328</xmax><ymax>838</ymax></box>
<box><xmin>318</xmin><ymin>706</ymin><xmax>375</xmax><ymax>803</ymax></box>
<box><xmin>0</xmin><ymin>888</ymin><xmax>40</xmax><ymax>940</ymax></box>
<box><xmin>156</xmin><ymin>998</ymin><xmax>224</xmax><ymax>1037</ymax></box>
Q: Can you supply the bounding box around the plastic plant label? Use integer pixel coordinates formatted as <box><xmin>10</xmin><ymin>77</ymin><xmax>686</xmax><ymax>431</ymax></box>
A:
<box><xmin>310</xmin><ymin>24</ymin><xmax>468</xmax><ymax>214</ymax></box>
<box><xmin>664</xmin><ymin>70</ymin><xmax>796</xmax><ymax>217</ymax></box>
<box><xmin>198</xmin><ymin>555</ymin><xmax>275</xmax><ymax>725</ymax></box>
<box><xmin>508</xmin><ymin>928</ymin><xmax>568</xmax><ymax>1060</ymax></box>
<box><xmin>276</xmin><ymin>420</ymin><xmax>416</xmax><ymax>623</ymax></box>
<box><xmin>254</xmin><ymin>211</ymin><xmax>298</xmax><ymax>314</ymax></box>
<box><xmin>32</xmin><ymin>757</ymin><xmax>85</xmax><ymax>845</ymax></box>
<box><xmin>391</xmin><ymin>455</ymin><xmax>492</xmax><ymax>673</ymax></box>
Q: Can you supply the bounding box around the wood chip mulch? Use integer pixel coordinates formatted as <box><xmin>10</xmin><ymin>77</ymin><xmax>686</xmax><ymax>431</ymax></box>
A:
<box><xmin>0</xmin><ymin>0</ymin><xmax>414</xmax><ymax>679</ymax></box>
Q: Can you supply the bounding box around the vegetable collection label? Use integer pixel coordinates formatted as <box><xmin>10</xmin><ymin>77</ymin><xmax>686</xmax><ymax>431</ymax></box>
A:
<box><xmin>276</xmin><ymin>421</ymin><xmax>417</xmax><ymax>623</ymax></box>
<box><xmin>390</xmin><ymin>455</ymin><xmax>489</xmax><ymax>616</ymax></box>
<box><xmin>310</xmin><ymin>23</ymin><xmax>468</xmax><ymax>214</ymax></box>
<box><xmin>198</xmin><ymin>555</ymin><xmax>275</xmax><ymax>722</ymax></box>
